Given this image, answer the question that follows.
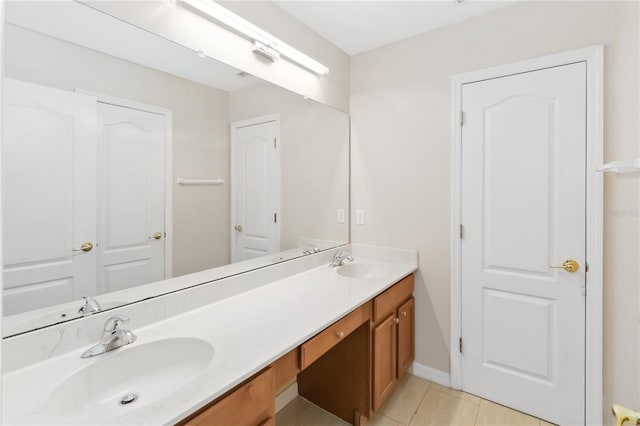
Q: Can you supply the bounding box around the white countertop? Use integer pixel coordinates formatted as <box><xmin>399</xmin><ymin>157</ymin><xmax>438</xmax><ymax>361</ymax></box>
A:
<box><xmin>3</xmin><ymin>257</ymin><xmax>417</xmax><ymax>425</ymax></box>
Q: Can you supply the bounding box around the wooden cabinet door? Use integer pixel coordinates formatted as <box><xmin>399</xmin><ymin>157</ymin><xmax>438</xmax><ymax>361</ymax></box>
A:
<box><xmin>183</xmin><ymin>368</ymin><xmax>274</xmax><ymax>426</ymax></box>
<box><xmin>372</xmin><ymin>313</ymin><xmax>397</xmax><ymax>411</ymax></box>
<box><xmin>397</xmin><ymin>297</ymin><xmax>415</xmax><ymax>379</ymax></box>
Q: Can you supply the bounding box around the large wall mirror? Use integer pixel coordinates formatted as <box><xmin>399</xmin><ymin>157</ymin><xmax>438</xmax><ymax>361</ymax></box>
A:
<box><xmin>2</xmin><ymin>1</ymin><xmax>349</xmax><ymax>337</ymax></box>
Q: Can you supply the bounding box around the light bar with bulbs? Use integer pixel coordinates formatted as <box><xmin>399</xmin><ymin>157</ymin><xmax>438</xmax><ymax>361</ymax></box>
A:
<box><xmin>180</xmin><ymin>0</ymin><xmax>330</xmax><ymax>75</ymax></box>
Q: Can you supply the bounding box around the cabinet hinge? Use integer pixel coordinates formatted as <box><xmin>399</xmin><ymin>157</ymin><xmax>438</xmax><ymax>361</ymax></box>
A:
<box><xmin>274</xmin><ymin>213</ymin><xmax>277</xmax><ymax>223</ymax></box>
<box><xmin>459</xmin><ymin>337</ymin><xmax>463</xmax><ymax>353</ymax></box>
<box><xmin>585</xmin><ymin>262</ymin><xmax>589</xmax><ymax>273</ymax></box>
<box><xmin>460</xmin><ymin>111</ymin><xmax>465</xmax><ymax>126</ymax></box>
<box><xmin>274</xmin><ymin>137</ymin><xmax>277</xmax><ymax>148</ymax></box>
<box><xmin>459</xmin><ymin>224</ymin><xmax>464</xmax><ymax>239</ymax></box>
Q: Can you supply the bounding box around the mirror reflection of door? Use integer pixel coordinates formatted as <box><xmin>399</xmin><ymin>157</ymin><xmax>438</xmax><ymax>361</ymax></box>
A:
<box><xmin>2</xmin><ymin>79</ymin><xmax>169</xmax><ymax>315</ymax></box>
<box><xmin>96</xmin><ymin>102</ymin><xmax>167</xmax><ymax>294</ymax></box>
<box><xmin>3</xmin><ymin>79</ymin><xmax>98</xmax><ymax>315</ymax></box>
<box><xmin>231</xmin><ymin>116</ymin><xmax>281</xmax><ymax>262</ymax></box>
<box><xmin>3</xmin><ymin>1</ymin><xmax>350</xmax><ymax>336</ymax></box>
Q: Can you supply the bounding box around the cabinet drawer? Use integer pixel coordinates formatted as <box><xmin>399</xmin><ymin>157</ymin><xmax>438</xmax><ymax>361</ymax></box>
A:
<box><xmin>301</xmin><ymin>302</ymin><xmax>371</xmax><ymax>369</ymax></box>
<box><xmin>184</xmin><ymin>368</ymin><xmax>274</xmax><ymax>426</ymax></box>
<box><xmin>373</xmin><ymin>274</ymin><xmax>414</xmax><ymax>323</ymax></box>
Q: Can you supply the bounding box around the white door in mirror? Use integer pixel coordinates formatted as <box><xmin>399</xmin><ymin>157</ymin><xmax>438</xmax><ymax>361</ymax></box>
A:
<box><xmin>231</xmin><ymin>117</ymin><xmax>280</xmax><ymax>262</ymax></box>
<box><xmin>2</xmin><ymin>79</ymin><xmax>98</xmax><ymax>315</ymax></box>
<box><xmin>96</xmin><ymin>103</ymin><xmax>166</xmax><ymax>293</ymax></box>
<box><xmin>460</xmin><ymin>63</ymin><xmax>586</xmax><ymax>425</ymax></box>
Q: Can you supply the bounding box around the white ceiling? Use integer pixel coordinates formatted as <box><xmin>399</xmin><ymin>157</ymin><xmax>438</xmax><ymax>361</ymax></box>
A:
<box><xmin>273</xmin><ymin>0</ymin><xmax>515</xmax><ymax>55</ymax></box>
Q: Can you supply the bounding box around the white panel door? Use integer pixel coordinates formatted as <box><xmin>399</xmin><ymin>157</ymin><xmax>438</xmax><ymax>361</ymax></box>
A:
<box><xmin>97</xmin><ymin>103</ymin><xmax>165</xmax><ymax>293</ymax></box>
<box><xmin>2</xmin><ymin>79</ymin><xmax>97</xmax><ymax>315</ymax></box>
<box><xmin>460</xmin><ymin>63</ymin><xmax>586</xmax><ymax>425</ymax></box>
<box><xmin>232</xmin><ymin>119</ymin><xmax>280</xmax><ymax>262</ymax></box>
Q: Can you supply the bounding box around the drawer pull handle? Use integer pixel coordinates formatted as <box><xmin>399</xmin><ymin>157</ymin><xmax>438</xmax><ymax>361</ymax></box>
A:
<box><xmin>336</xmin><ymin>331</ymin><xmax>345</xmax><ymax>338</ymax></box>
<box><xmin>394</xmin><ymin>318</ymin><xmax>399</xmax><ymax>324</ymax></box>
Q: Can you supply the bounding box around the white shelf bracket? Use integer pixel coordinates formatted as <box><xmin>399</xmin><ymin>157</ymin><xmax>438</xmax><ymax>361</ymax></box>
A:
<box><xmin>176</xmin><ymin>178</ymin><xmax>225</xmax><ymax>186</ymax></box>
<box><xmin>596</xmin><ymin>158</ymin><xmax>640</xmax><ymax>174</ymax></box>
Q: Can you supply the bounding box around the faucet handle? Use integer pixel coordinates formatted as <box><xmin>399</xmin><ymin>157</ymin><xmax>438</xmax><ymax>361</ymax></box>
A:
<box><xmin>104</xmin><ymin>315</ymin><xmax>130</xmax><ymax>332</ymax></box>
<box><xmin>78</xmin><ymin>296</ymin><xmax>102</xmax><ymax>316</ymax></box>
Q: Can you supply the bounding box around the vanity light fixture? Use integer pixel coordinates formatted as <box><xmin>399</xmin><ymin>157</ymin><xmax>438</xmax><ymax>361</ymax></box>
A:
<box><xmin>180</xmin><ymin>0</ymin><xmax>330</xmax><ymax>75</ymax></box>
<box><xmin>253</xmin><ymin>40</ymin><xmax>280</xmax><ymax>62</ymax></box>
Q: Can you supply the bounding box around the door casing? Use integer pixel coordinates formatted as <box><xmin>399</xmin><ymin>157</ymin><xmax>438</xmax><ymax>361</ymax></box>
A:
<box><xmin>77</xmin><ymin>89</ymin><xmax>174</xmax><ymax>281</ymax></box>
<box><xmin>449</xmin><ymin>45</ymin><xmax>603</xmax><ymax>425</ymax></box>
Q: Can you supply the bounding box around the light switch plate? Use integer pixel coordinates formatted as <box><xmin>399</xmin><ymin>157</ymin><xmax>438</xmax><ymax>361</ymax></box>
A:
<box><xmin>337</xmin><ymin>209</ymin><xmax>345</xmax><ymax>224</ymax></box>
<box><xmin>356</xmin><ymin>209</ymin><xmax>365</xmax><ymax>225</ymax></box>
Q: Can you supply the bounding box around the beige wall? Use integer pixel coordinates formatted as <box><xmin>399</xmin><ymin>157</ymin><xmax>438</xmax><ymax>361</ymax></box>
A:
<box><xmin>85</xmin><ymin>1</ymin><xmax>350</xmax><ymax>112</ymax></box>
<box><xmin>5</xmin><ymin>24</ymin><xmax>232</xmax><ymax>277</ymax></box>
<box><xmin>229</xmin><ymin>83</ymin><xmax>350</xmax><ymax>249</ymax></box>
<box><xmin>350</xmin><ymin>1</ymin><xmax>639</xmax><ymax>422</ymax></box>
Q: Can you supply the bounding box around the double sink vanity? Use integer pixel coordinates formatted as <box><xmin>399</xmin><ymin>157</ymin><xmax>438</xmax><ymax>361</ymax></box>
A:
<box><xmin>1</xmin><ymin>2</ymin><xmax>417</xmax><ymax>425</ymax></box>
<box><xmin>3</xmin><ymin>245</ymin><xmax>418</xmax><ymax>425</ymax></box>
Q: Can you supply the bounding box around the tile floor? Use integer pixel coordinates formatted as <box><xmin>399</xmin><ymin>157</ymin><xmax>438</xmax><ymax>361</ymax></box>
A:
<box><xmin>276</xmin><ymin>374</ymin><xmax>556</xmax><ymax>426</ymax></box>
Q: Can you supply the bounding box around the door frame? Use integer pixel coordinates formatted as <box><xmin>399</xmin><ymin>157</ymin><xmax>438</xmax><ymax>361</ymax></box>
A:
<box><xmin>76</xmin><ymin>89</ymin><xmax>174</xmax><ymax>280</ymax></box>
<box><xmin>449</xmin><ymin>45</ymin><xmax>603</xmax><ymax>425</ymax></box>
<box><xmin>230</xmin><ymin>114</ymin><xmax>281</xmax><ymax>263</ymax></box>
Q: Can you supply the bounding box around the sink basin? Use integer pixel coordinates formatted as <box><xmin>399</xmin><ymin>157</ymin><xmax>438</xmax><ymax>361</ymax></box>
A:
<box><xmin>43</xmin><ymin>338</ymin><xmax>214</xmax><ymax>422</ymax></box>
<box><xmin>337</xmin><ymin>263</ymin><xmax>384</xmax><ymax>279</ymax></box>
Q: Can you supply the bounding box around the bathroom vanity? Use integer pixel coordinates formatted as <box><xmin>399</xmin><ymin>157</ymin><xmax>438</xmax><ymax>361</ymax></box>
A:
<box><xmin>0</xmin><ymin>4</ymin><xmax>417</xmax><ymax>425</ymax></box>
<box><xmin>2</xmin><ymin>247</ymin><xmax>417</xmax><ymax>425</ymax></box>
<box><xmin>180</xmin><ymin>273</ymin><xmax>415</xmax><ymax>426</ymax></box>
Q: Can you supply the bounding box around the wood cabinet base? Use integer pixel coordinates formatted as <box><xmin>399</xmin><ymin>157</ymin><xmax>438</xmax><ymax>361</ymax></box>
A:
<box><xmin>298</xmin><ymin>322</ymin><xmax>371</xmax><ymax>424</ymax></box>
<box><xmin>178</xmin><ymin>274</ymin><xmax>414</xmax><ymax>426</ymax></box>
<box><xmin>181</xmin><ymin>368</ymin><xmax>274</xmax><ymax>426</ymax></box>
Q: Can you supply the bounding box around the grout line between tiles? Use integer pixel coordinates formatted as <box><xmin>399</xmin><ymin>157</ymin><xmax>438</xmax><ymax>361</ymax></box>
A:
<box><xmin>472</xmin><ymin>398</ymin><xmax>483</xmax><ymax>426</ymax></box>
<box><xmin>407</xmin><ymin>381</ymin><xmax>431</xmax><ymax>426</ymax></box>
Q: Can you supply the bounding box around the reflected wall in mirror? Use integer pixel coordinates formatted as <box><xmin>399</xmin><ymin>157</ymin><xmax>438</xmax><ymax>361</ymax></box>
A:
<box><xmin>2</xmin><ymin>1</ymin><xmax>349</xmax><ymax>337</ymax></box>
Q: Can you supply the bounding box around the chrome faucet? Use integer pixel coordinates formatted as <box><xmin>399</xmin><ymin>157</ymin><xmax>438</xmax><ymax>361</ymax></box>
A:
<box><xmin>329</xmin><ymin>250</ymin><xmax>354</xmax><ymax>267</ymax></box>
<box><xmin>81</xmin><ymin>315</ymin><xmax>137</xmax><ymax>358</ymax></box>
<box><xmin>302</xmin><ymin>244</ymin><xmax>321</xmax><ymax>255</ymax></box>
<box><xmin>78</xmin><ymin>296</ymin><xmax>102</xmax><ymax>316</ymax></box>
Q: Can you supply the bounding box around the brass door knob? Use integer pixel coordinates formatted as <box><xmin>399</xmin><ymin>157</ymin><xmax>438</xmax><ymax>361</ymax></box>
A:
<box><xmin>234</xmin><ymin>225</ymin><xmax>244</xmax><ymax>232</ymax></box>
<box><xmin>73</xmin><ymin>242</ymin><xmax>93</xmax><ymax>252</ymax></box>
<box><xmin>336</xmin><ymin>331</ymin><xmax>345</xmax><ymax>338</ymax></box>
<box><xmin>550</xmin><ymin>259</ymin><xmax>579</xmax><ymax>273</ymax></box>
<box><xmin>612</xmin><ymin>404</ymin><xmax>640</xmax><ymax>426</ymax></box>
<box><xmin>394</xmin><ymin>318</ymin><xmax>400</xmax><ymax>324</ymax></box>
<box><xmin>148</xmin><ymin>232</ymin><xmax>162</xmax><ymax>240</ymax></box>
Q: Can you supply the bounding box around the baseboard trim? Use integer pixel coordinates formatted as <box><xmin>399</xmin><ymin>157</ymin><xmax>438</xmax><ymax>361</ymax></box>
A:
<box><xmin>275</xmin><ymin>381</ymin><xmax>298</xmax><ymax>412</ymax></box>
<box><xmin>410</xmin><ymin>361</ymin><xmax>451</xmax><ymax>388</ymax></box>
